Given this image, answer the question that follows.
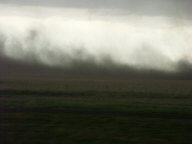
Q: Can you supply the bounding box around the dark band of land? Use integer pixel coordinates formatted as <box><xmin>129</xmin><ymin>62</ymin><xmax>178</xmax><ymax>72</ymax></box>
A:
<box><xmin>1</xmin><ymin>79</ymin><xmax>192</xmax><ymax>144</ymax></box>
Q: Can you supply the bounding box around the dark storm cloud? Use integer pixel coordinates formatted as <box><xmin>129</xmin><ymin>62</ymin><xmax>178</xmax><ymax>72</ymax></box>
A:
<box><xmin>1</xmin><ymin>37</ymin><xmax>192</xmax><ymax>80</ymax></box>
<box><xmin>1</xmin><ymin>0</ymin><xmax>192</xmax><ymax>18</ymax></box>
<box><xmin>1</xmin><ymin>0</ymin><xmax>192</xmax><ymax>80</ymax></box>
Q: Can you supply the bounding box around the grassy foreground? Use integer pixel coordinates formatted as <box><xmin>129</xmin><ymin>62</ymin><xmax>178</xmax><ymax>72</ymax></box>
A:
<box><xmin>0</xmin><ymin>79</ymin><xmax>192</xmax><ymax>144</ymax></box>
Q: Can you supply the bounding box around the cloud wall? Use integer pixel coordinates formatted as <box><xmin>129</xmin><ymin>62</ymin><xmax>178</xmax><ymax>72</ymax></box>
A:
<box><xmin>0</xmin><ymin>3</ymin><xmax>192</xmax><ymax>76</ymax></box>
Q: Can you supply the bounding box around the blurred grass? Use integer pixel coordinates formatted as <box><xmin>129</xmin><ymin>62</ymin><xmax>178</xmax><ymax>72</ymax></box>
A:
<box><xmin>1</xmin><ymin>112</ymin><xmax>192</xmax><ymax>144</ymax></box>
<box><xmin>1</xmin><ymin>79</ymin><xmax>192</xmax><ymax>144</ymax></box>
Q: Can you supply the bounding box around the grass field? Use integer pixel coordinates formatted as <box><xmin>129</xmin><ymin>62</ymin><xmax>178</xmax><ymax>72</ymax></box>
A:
<box><xmin>0</xmin><ymin>78</ymin><xmax>192</xmax><ymax>144</ymax></box>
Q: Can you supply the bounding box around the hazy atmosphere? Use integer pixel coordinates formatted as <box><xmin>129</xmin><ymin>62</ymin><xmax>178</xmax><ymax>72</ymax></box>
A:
<box><xmin>1</xmin><ymin>1</ymin><xmax>192</xmax><ymax>144</ymax></box>
<box><xmin>1</xmin><ymin>0</ymin><xmax>192</xmax><ymax>78</ymax></box>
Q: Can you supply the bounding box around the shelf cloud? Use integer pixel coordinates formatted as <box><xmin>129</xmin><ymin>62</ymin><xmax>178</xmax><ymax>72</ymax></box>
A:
<box><xmin>0</xmin><ymin>1</ymin><xmax>192</xmax><ymax>79</ymax></box>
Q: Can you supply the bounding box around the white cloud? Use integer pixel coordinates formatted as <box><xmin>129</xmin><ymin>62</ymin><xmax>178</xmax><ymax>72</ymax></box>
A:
<box><xmin>0</xmin><ymin>4</ymin><xmax>192</xmax><ymax>72</ymax></box>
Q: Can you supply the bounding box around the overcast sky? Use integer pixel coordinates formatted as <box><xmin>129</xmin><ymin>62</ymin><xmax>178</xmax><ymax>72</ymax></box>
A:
<box><xmin>0</xmin><ymin>0</ymin><xmax>192</xmax><ymax>18</ymax></box>
<box><xmin>0</xmin><ymin>0</ymin><xmax>192</xmax><ymax>79</ymax></box>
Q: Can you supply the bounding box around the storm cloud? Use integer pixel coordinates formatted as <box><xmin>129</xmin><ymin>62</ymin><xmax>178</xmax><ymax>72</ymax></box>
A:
<box><xmin>0</xmin><ymin>1</ymin><xmax>192</xmax><ymax>79</ymax></box>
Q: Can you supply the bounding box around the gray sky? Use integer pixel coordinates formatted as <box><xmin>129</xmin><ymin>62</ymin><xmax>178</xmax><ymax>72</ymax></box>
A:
<box><xmin>0</xmin><ymin>0</ymin><xmax>192</xmax><ymax>18</ymax></box>
<box><xmin>1</xmin><ymin>0</ymin><xmax>192</xmax><ymax>79</ymax></box>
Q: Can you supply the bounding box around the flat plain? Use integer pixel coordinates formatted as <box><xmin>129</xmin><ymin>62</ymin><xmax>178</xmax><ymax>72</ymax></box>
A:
<box><xmin>0</xmin><ymin>78</ymin><xmax>192</xmax><ymax>144</ymax></box>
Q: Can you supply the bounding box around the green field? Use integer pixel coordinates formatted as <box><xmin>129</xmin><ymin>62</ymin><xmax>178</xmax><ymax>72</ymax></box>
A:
<box><xmin>0</xmin><ymin>79</ymin><xmax>192</xmax><ymax>144</ymax></box>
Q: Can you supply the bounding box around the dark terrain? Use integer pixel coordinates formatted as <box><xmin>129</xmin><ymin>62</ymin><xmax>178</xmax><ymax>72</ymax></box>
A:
<box><xmin>0</xmin><ymin>78</ymin><xmax>192</xmax><ymax>144</ymax></box>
